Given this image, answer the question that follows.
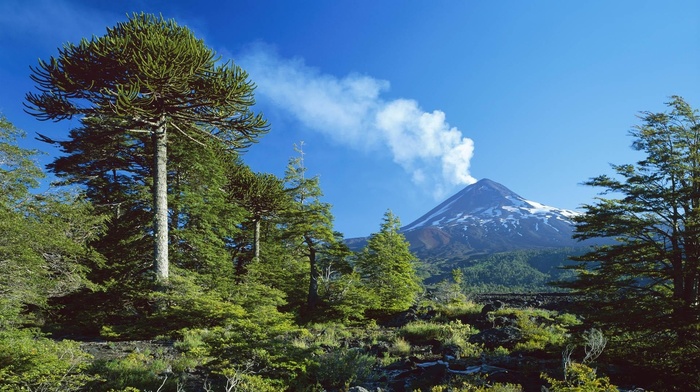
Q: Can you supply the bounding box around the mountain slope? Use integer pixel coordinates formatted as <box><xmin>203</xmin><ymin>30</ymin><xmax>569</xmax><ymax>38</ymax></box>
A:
<box><xmin>400</xmin><ymin>178</ymin><xmax>583</xmax><ymax>258</ymax></box>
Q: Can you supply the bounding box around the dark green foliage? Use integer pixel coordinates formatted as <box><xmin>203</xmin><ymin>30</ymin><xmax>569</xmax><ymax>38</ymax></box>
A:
<box><xmin>245</xmin><ymin>239</ymin><xmax>310</xmax><ymax>311</ymax></box>
<box><xmin>26</xmin><ymin>12</ymin><xmax>268</xmax><ymax>138</ymax></box>
<box><xmin>559</xmin><ymin>97</ymin><xmax>700</xmax><ymax>389</ymax></box>
<box><xmin>566</xmin><ymin>97</ymin><xmax>700</xmax><ymax>328</ymax></box>
<box><xmin>315</xmin><ymin>232</ymin><xmax>375</xmax><ymax>322</ymax></box>
<box><xmin>27</xmin><ymin>12</ymin><xmax>268</xmax><ymax>282</ymax></box>
<box><xmin>0</xmin><ymin>329</ymin><xmax>97</xmax><ymax>391</ymax></box>
<box><xmin>280</xmin><ymin>143</ymin><xmax>338</xmax><ymax>313</ymax></box>
<box><xmin>0</xmin><ymin>115</ymin><xmax>106</xmax><ymax>328</ymax></box>
<box><xmin>311</xmin><ymin>348</ymin><xmax>378</xmax><ymax>390</ymax></box>
<box><xmin>226</xmin><ymin>160</ymin><xmax>288</xmax><ymax>273</ymax></box>
<box><xmin>356</xmin><ymin>210</ymin><xmax>422</xmax><ymax>313</ymax></box>
<box><xmin>463</xmin><ymin>254</ymin><xmax>549</xmax><ymax>291</ymax></box>
<box><xmin>144</xmin><ymin>270</ymin><xmax>247</xmax><ymax>335</ymax></box>
<box><xmin>45</xmin><ymin>134</ymin><xmax>247</xmax><ymax>336</ymax></box>
<box><xmin>317</xmin><ymin>271</ymin><xmax>376</xmax><ymax>322</ymax></box>
<box><xmin>458</xmin><ymin>248</ymin><xmax>583</xmax><ymax>293</ymax></box>
<box><xmin>2</xmin><ymin>193</ymin><xmax>105</xmax><ymax>320</ymax></box>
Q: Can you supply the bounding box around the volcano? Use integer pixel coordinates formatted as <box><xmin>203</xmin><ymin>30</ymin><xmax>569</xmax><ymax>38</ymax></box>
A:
<box><xmin>399</xmin><ymin>179</ymin><xmax>582</xmax><ymax>258</ymax></box>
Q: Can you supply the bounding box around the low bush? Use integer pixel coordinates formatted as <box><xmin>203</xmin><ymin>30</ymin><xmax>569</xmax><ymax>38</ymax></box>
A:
<box><xmin>541</xmin><ymin>362</ymin><xmax>617</xmax><ymax>392</ymax></box>
<box><xmin>429</xmin><ymin>374</ymin><xmax>523</xmax><ymax>391</ymax></box>
<box><xmin>211</xmin><ymin>365</ymin><xmax>285</xmax><ymax>392</ymax></box>
<box><xmin>388</xmin><ymin>336</ymin><xmax>412</xmax><ymax>357</ymax></box>
<box><xmin>304</xmin><ymin>322</ymin><xmax>353</xmax><ymax>349</ymax></box>
<box><xmin>491</xmin><ymin>308</ymin><xmax>569</xmax><ymax>352</ymax></box>
<box><xmin>0</xmin><ymin>328</ymin><xmax>97</xmax><ymax>392</ymax></box>
<box><xmin>195</xmin><ymin>313</ymin><xmax>313</xmax><ymax>386</ymax></box>
<box><xmin>399</xmin><ymin>320</ymin><xmax>475</xmax><ymax>346</ymax></box>
<box><xmin>433</xmin><ymin>300</ymin><xmax>483</xmax><ymax>321</ymax></box>
<box><xmin>311</xmin><ymin>348</ymin><xmax>378</xmax><ymax>391</ymax></box>
<box><xmin>85</xmin><ymin>349</ymin><xmax>178</xmax><ymax>392</ymax></box>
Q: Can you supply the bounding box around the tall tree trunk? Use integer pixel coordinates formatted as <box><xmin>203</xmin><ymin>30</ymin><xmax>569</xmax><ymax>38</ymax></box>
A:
<box><xmin>153</xmin><ymin>120</ymin><xmax>169</xmax><ymax>283</ymax></box>
<box><xmin>253</xmin><ymin>218</ymin><xmax>261</xmax><ymax>263</ymax></box>
<box><xmin>305</xmin><ymin>235</ymin><xmax>318</xmax><ymax>312</ymax></box>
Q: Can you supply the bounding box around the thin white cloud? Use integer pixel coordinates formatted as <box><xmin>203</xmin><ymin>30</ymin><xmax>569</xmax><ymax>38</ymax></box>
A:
<box><xmin>238</xmin><ymin>45</ymin><xmax>477</xmax><ymax>198</ymax></box>
<box><xmin>0</xmin><ymin>0</ymin><xmax>112</xmax><ymax>46</ymax></box>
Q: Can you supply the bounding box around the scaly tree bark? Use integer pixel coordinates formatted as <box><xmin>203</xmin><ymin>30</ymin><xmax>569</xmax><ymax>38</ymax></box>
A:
<box><xmin>25</xmin><ymin>13</ymin><xmax>268</xmax><ymax>284</ymax></box>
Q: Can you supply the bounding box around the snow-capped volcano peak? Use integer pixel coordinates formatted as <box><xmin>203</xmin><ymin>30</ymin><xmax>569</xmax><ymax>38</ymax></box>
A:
<box><xmin>401</xmin><ymin>179</ymin><xmax>582</xmax><ymax>255</ymax></box>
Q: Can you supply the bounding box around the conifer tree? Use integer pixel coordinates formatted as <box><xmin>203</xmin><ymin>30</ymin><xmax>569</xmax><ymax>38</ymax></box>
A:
<box><xmin>226</xmin><ymin>163</ymin><xmax>288</xmax><ymax>265</ymax></box>
<box><xmin>0</xmin><ymin>114</ymin><xmax>104</xmax><ymax>327</ymax></box>
<box><xmin>281</xmin><ymin>143</ymin><xmax>336</xmax><ymax>312</ymax></box>
<box><xmin>356</xmin><ymin>210</ymin><xmax>421</xmax><ymax>313</ymax></box>
<box><xmin>561</xmin><ymin>97</ymin><xmax>700</xmax><ymax>386</ymax></box>
<box><xmin>25</xmin><ymin>13</ymin><xmax>268</xmax><ymax>283</ymax></box>
<box><xmin>565</xmin><ymin>97</ymin><xmax>700</xmax><ymax>335</ymax></box>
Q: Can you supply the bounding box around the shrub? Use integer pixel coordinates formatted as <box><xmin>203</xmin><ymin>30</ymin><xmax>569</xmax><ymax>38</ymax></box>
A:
<box><xmin>173</xmin><ymin>328</ymin><xmax>211</xmax><ymax>363</ymax></box>
<box><xmin>147</xmin><ymin>273</ymin><xmax>248</xmax><ymax>333</ymax></box>
<box><xmin>312</xmin><ymin>348</ymin><xmax>377</xmax><ymax>391</ymax></box>
<box><xmin>209</xmin><ymin>365</ymin><xmax>285</xmax><ymax>392</ymax></box>
<box><xmin>305</xmin><ymin>322</ymin><xmax>353</xmax><ymax>349</ymax></box>
<box><xmin>318</xmin><ymin>272</ymin><xmax>375</xmax><ymax>323</ymax></box>
<box><xmin>491</xmin><ymin>308</ymin><xmax>569</xmax><ymax>352</ymax></box>
<box><xmin>439</xmin><ymin>330</ymin><xmax>483</xmax><ymax>359</ymax></box>
<box><xmin>399</xmin><ymin>320</ymin><xmax>475</xmax><ymax>346</ymax></box>
<box><xmin>0</xmin><ymin>328</ymin><xmax>97</xmax><ymax>392</ymax></box>
<box><xmin>388</xmin><ymin>337</ymin><xmax>412</xmax><ymax>357</ymax></box>
<box><xmin>433</xmin><ymin>300</ymin><xmax>483</xmax><ymax>321</ymax></box>
<box><xmin>85</xmin><ymin>349</ymin><xmax>177</xmax><ymax>392</ymax></box>
<box><xmin>541</xmin><ymin>362</ymin><xmax>617</xmax><ymax>392</ymax></box>
<box><xmin>197</xmin><ymin>311</ymin><xmax>313</xmax><ymax>386</ymax></box>
<box><xmin>429</xmin><ymin>375</ymin><xmax>523</xmax><ymax>391</ymax></box>
<box><xmin>554</xmin><ymin>313</ymin><xmax>582</xmax><ymax>328</ymax></box>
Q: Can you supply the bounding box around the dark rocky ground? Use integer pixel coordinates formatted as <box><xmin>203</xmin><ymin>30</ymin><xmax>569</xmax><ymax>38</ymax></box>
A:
<box><xmin>77</xmin><ymin>293</ymin><xmax>646</xmax><ymax>392</ymax></box>
<box><xmin>474</xmin><ymin>292</ymin><xmax>583</xmax><ymax>312</ymax></box>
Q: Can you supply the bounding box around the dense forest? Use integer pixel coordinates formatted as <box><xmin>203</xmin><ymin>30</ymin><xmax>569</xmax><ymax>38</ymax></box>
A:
<box><xmin>1</xmin><ymin>13</ymin><xmax>699</xmax><ymax>391</ymax></box>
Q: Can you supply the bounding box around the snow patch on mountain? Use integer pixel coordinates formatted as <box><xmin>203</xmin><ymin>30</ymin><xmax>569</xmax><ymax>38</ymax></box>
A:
<box><xmin>404</xmin><ymin>200</ymin><xmax>457</xmax><ymax>229</ymax></box>
<box><xmin>347</xmin><ymin>180</ymin><xmax>591</xmax><ymax>255</ymax></box>
<box><xmin>403</xmin><ymin>180</ymin><xmax>580</xmax><ymax>233</ymax></box>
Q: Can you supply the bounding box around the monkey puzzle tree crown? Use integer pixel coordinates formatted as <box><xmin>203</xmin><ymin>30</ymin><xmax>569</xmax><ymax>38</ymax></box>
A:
<box><xmin>25</xmin><ymin>13</ymin><xmax>269</xmax><ymax>283</ymax></box>
<box><xmin>26</xmin><ymin>12</ymin><xmax>268</xmax><ymax>143</ymax></box>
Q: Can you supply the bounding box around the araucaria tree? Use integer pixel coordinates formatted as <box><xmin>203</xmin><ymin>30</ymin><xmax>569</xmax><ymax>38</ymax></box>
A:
<box><xmin>226</xmin><ymin>162</ymin><xmax>288</xmax><ymax>266</ymax></box>
<box><xmin>356</xmin><ymin>210</ymin><xmax>421</xmax><ymax>313</ymax></box>
<box><xmin>567</xmin><ymin>96</ymin><xmax>700</xmax><ymax>342</ymax></box>
<box><xmin>25</xmin><ymin>13</ymin><xmax>268</xmax><ymax>283</ymax></box>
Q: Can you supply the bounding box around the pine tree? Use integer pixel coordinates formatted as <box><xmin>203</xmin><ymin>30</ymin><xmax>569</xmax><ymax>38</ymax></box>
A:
<box><xmin>226</xmin><ymin>162</ymin><xmax>288</xmax><ymax>266</ymax></box>
<box><xmin>356</xmin><ymin>210</ymin><xmax>421</xmax><ymax>313</ymax></box>
<box><xmin>281</xmin><ymin>143</ymin><xmax>336</xmax><ymax>313</ymax></box>
<box><xmin>26</xmin><ymin>13</ymin><xmax>268</xmax><ymax>283</ymax></box>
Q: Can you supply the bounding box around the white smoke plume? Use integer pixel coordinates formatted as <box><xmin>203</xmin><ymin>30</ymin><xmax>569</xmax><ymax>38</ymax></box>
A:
<box><xmin>238</xmin><ymin>45</ymin><xmax>476</xmax><ymax>198</ymax></box>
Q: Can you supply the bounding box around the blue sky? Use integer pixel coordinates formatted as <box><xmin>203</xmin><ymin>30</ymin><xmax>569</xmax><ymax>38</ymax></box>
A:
<box><xmin>1</xmin><ymin>1</ymin><xmax>698</xmax><ymax>238</ymax></box>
